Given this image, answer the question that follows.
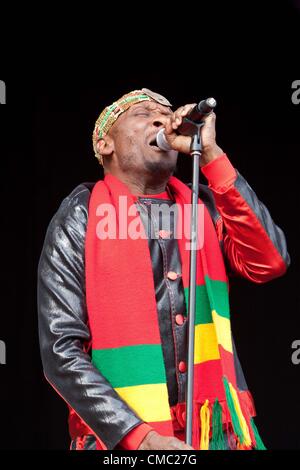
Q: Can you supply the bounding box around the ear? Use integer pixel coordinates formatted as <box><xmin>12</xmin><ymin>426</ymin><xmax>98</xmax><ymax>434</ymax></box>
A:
<box><xmin>96</xmin><ymin>135</ymin><xmax>115</xmax><ymax>156</ymax></box>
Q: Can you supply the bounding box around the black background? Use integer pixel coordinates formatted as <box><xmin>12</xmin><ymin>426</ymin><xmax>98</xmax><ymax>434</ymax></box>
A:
<box><xmin>0</xmin><ymin>2</ymin><xmax>299</xmax><ymax>451</ymax></box>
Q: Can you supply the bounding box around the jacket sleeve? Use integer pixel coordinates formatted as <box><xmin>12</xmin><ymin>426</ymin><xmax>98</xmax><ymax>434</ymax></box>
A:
<box><xmin>201</xmin><ymin>154</ymin><xmax>290</xmax><ymax>283</ymax></box>
<box><xmin>37</xmin><ymin>184</ymin><xmax>152</xmax><ymax>450</ymax></box>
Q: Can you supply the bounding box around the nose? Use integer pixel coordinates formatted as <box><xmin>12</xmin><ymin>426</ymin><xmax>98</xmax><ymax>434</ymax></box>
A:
<box><xmin>152</xmin><ymin>118</ymin><xmax>164</xmax><ymax>128</ymax></box>
<box><xmin>152</xmin><ymin>114</ymin><xmax>168</xmax><ymax>129</ymax></box>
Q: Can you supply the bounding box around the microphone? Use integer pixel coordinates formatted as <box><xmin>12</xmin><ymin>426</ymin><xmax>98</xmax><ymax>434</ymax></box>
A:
<box><xmin>156</xmin><ymin>97</ymin><xmax>217</xmax><ymax>151</ymax></box>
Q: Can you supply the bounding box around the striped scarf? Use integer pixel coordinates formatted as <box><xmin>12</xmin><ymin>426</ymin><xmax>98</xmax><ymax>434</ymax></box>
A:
<box><xmin>85</xmin><ymin>173</ymin><xmax>265</xmax><ymax>450</ymax></box>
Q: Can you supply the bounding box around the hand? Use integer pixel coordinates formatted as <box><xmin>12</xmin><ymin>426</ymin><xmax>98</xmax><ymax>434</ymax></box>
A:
<box><xmin>164</xmin><ymin>104</ymin><xmax>223</xmax><ymax>166</ymax></box>
<box><xmin>138</xmin><ymin>430</ymin><xmax>194</xmax><ymax>450</ymax></box>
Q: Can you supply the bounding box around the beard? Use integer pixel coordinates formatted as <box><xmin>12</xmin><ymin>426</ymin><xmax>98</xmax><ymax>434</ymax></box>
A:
<box><xmin>118</xmin><ymin>147</ymin><xmax>178</xmax><ymax>183</ymax></box>
<box><xmin>143</xmin><ymin>154</ymin><xmax>177</xmax><ymax>177</ymax></box>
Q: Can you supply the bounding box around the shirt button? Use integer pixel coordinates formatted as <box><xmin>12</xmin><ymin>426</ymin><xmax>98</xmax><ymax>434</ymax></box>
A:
<box><xmin>175</xmin><ymin>314</ymin><xmax>185</xmax><ymax>326</ymax></box>
<box><xmin>159</xmin><ymin>230</ymin><xmax>172</xmax><ymax>239</ymax></box>
<box><xmin>178</xmin><ymin>361</ymin><xmax>187</xmax><ymax>373</ymax></box>
<box><xmin>167</xmin><ymin>271</ymin><xmax>178</xmax><ymax>280</ymax></box>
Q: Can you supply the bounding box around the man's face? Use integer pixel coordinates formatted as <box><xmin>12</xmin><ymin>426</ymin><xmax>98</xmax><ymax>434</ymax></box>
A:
<box><xmin>107</xmin><ymin>101</ymin><xmax>178</xmax><ymax>177</ymax></box>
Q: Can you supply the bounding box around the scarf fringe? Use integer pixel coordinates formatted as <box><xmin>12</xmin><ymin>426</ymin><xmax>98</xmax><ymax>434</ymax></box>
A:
<box><xmin>200</xmin><ymin>400</ymin><xmax>210</xmax><ymax>450</ymax></box>
<box><xmin>228</xmin><ymin>381</ymin><xmax>252</xmax><ymax>447</ymax></box>
<box><xmin>250</xmin><ymin>418</ymin><xmax>267</xmax><ymax>450</ymax></box>
<box><xmin>223</xmin><ymin>377</ymin><xmax>248</xmax><ymax>445</ymax></box>
<box><xmin>222</xmin><ymin>376</ymin><xmax>266</xmax><ymax>450</ymax></box>
<box><xmin>210</xmin><ymin>398</ymin><xmax>227</xmax><ymax>450</ymax></box>
<box><xmin>196</xmin><ymin>392</ymin><xmax>266</xmax><ymax>450</ymax></box>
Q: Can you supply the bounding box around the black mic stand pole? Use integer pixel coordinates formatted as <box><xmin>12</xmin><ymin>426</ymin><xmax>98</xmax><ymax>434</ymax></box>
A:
<box><xmin>185</xmin><ymin>120</ymin><xmax>204</xmax><ymax>446</ymax></box>
<box><xmin>156</xmin><ymin>97</ymin><xmax>217</xmax><ymax>447</ymax></box>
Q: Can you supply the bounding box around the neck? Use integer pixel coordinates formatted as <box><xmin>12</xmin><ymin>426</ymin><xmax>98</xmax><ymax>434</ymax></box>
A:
<box><xmin>105</xmin><ymin>170</ymin><xmax>169</xmax><ymax>195</ymax></box>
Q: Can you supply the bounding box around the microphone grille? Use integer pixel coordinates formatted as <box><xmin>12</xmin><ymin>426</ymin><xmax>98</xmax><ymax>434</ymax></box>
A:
<box><xmin>206</xmin><ymin>97</ymin><xmax>217</xmax><ymax>108</ymax></box>
<box><xmin>156</xmin><ymin>128</ymin><xmax>172</xmax><ymax>152</ymax></box>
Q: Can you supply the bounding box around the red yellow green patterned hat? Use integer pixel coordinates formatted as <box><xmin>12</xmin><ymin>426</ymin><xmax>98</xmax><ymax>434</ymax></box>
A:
<box><xmin>92</xmin><ymin>88</ymin><xmax>172</xmax><ymax>165</ymax></box>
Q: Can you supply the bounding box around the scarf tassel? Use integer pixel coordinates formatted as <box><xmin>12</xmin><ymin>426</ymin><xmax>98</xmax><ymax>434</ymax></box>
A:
<box><xmin>250</xmin><ymin>418</ymin><xmax>267</xmax><ymax>450</ymax></box>
<box><xmin>223</xmin><ymin>377</ymin><xmax>267</xmax><ymax>450</ymax></box>
<box><xmin>195</xmin><ymin>393</ymin><xmax>266</xmax><ymax>451</ymax></box>
<box><xmin>210</xmin><ymin>398</ymin><xmax>227</xmax><ymax>450</ymax></box>
<box><xmin>239</xmin><ymin>395</ymin><xmax>267</xmax><ymax>450</ymax></box>
<box><xmin>223</xmin><ymin>377</ymin><xmax>252</xmax><ymax>448</ymax></box>
<box><xmin>199</xmin><ymin>399</ymin><xmax>210</xmax><ymax>450</ymax></box>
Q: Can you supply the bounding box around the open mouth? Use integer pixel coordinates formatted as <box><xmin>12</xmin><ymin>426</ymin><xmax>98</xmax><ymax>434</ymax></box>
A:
<box><xmin>148</xmin><ymin>136</ymin><xmax>160</xmax><ymax>150</ymax></box>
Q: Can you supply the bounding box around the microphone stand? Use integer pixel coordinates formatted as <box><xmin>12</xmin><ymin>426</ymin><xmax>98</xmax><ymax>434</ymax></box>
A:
<box><xmin>185</xmin><ymin>119</ymin><xmax>204</xmax><ymax>447</ymax></box>
<box><xmin>156</xmin><ymin>97</ymin><xmax>217</xmax><ymax>446</ymax></box>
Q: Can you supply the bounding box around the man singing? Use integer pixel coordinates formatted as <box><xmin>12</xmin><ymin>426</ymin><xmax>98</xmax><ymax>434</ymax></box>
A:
<box><xmin>38</xmin><ymin>88</ymin><xmax>289</xmax><ymax>450</ymax></box>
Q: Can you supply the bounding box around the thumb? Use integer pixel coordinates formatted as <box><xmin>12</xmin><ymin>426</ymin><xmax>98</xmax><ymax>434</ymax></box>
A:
<box><xmin>164</xmin><ymin>116</ymin><xmax>176</xmax><ymax>137</ymax></box>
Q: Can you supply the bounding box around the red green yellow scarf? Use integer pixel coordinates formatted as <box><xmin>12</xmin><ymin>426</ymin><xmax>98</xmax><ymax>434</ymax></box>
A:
<box><xmin>85</xmin><ymin>173</ymin><xmax>265</xmax><ymax>450</ymax></box>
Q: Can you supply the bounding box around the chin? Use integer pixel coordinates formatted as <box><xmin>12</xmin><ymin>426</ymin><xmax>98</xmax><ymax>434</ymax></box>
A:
<box><xmin>144</xmin><ymin>151</ymin><xmax>177</xmax><ymax>174</ymax></box>
<box><xmin>144</xmin><ymin>157</ymin><xmax>177</xmax><ymax>176</ymax></box>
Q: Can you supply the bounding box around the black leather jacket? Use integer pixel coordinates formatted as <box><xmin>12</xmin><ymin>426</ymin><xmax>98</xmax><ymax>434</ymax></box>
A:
<box><xmin>37</xmin><ymin>170</ymin><xmax>289</xmax><ymax>450</ymax></box>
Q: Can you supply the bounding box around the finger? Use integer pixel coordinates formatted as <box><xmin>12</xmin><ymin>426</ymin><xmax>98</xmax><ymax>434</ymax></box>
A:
<box><xmin>172</xmin><ymin>104</ymin><xmax>195</xmax><ymax>130</ymax></box>
<box><xmin>172</xmin><ymin>115</ymin><xmax>182</xmax><ymax>130</ymax></box>
<box><xmin>173</xmin><ymin>442</ymin><xmax>193</xmax><ymax>450</ymax></box>
<box><xmin>173</xmin><ymin>106</ymin><xmax>185</xmax><ymax>118</ymax></box>
<box><xmin>164</xmin><ymin>115</ymin><xmax>175</xmax><ymax>135</ymax></box>
<box><xmin>168</xmin><ymin>112</ymin><xmax>182</xmax><ymax>131</ymax></box>
<box><xmin>170</xmin><ymin>437</ymin><xmax>194</xmax><ymax>450</ymax></box>
<box><xmin>185</xmin><ymin>444</ymin><xmax>195</xmax><ymax>450</ymax></box>
<box><xmin>174</xmin><ymin>104</ymin><xmax>196</xmax><ymax>120</ymax></box>
<box><xmin>202</xmin><ymin>111</ymin><xmax>216</xmax><ymax>124</ymax></box>
<box><xmin>180</xmin><ymin>103</ymin><xmax>196</xmax><ymax>116</ymax></box>
<box><xmin>164</xmin><ymin>103</ymin><xmax>202</xmax><ymax>138</ymax></box>
<box><xmin>171</xmin><ymin>110</ymin><xmax>183</xmax><ymax>129</ymax></box>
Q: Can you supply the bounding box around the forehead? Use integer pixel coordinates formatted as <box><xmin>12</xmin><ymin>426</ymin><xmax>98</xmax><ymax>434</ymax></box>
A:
<box><xmin>108</xmin><ymin>100</ymin><xmax>172</xmax><ymax>135</ymax></box>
